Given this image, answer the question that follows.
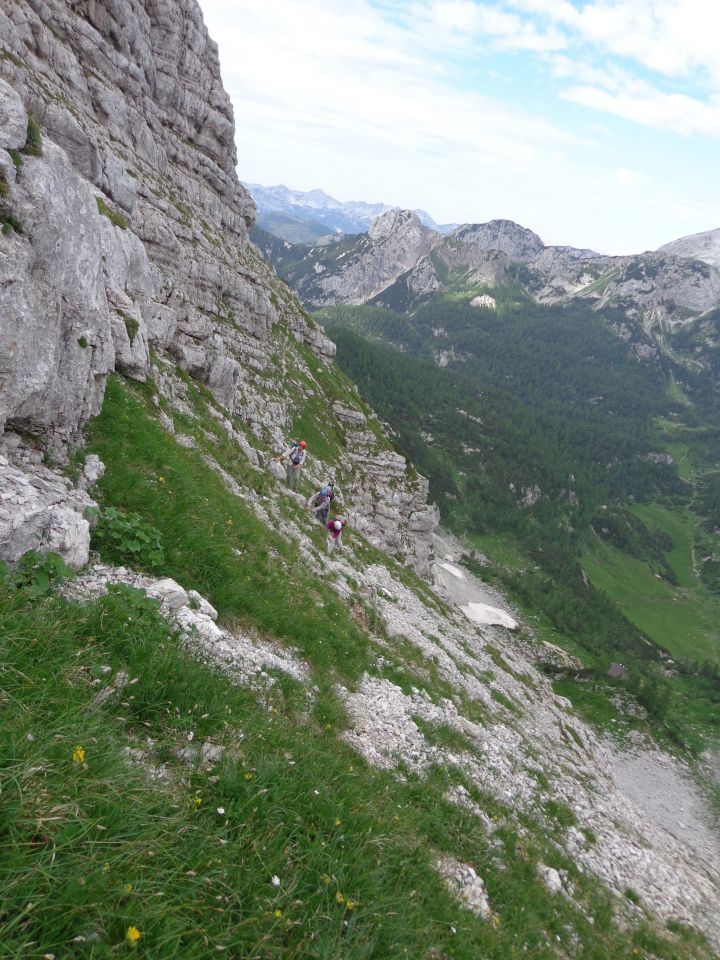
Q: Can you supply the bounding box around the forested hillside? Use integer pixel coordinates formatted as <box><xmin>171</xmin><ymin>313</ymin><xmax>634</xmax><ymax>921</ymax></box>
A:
<box><xmin>320</xmin><ymin>293</ymin><xmax>720</xmax><ymax>751</ymax></box>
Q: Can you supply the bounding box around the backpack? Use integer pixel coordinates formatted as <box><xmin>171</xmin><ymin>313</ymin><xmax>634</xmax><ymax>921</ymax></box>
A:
<box><xmin>288</xmin><ymin>440</ymin><xmax>302</xmax><ymax>465</ymax></box>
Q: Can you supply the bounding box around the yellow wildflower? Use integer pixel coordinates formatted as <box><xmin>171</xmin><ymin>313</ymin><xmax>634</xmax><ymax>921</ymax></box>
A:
<box><xmin>335</xmin><ymin>891</ymin><xmax>345</xmax><ymax>905</ymax></box>
<box><xmin>72</xmin><ymin>745</ymin><xmax>86</xmax><ymax>764</ymax></box>
<box><xmin>125</xmin><ymin>883</ymin><xmax>133</xmax><ymax>893</ymax></box>
<box><xmin>335</xmin><ymin>818</ymin><xmax>342</xmax><ymax>827</ymax></box>
<box><xmin>158</xmin><ymin>476</ymin><xmax>165</xmax><ymax>484</ymax></box>
<box><xmin>126</xmin><ymin>925</ymin><xmax>142</xmax><ymax>947</ymax></box>
<box><xmin>194</xmin><ymin>796</ymin><xmax>202</xmax><ymax>809</ymax></box>
<box><xmin>226</xmin><ymin>518</ymin><xmax>233</xmax><ymax>526</ymax></box>
<box><xmin>102</xmin><ymin>862</ymin><xmax>110</xmax><ymax>873</ymax></box>
<box><xmin>322</xmin><ymin>874</ymin><xmax>331</xmax><ymax>885</ymax></box>
<box><xmin>274</xmin><ymin>909</ymin><xmax>282</xmax><ymax>919</ymax></box>
<box><xmin>346</xmin><ymin>899</ymin><xmax>356</xmax><ymax>910</ymax></box>
<box><xmin>244</xmin><ymin>771</ymin><xmax>253</xmax><ymax>781</ymax></box>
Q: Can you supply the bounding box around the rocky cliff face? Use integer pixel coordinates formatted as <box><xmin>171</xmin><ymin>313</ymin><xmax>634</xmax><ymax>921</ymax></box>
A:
<box><xmin>0</xmin><ymin>0</ymin><xmax>436</xmax><ymax>572</ymax></box>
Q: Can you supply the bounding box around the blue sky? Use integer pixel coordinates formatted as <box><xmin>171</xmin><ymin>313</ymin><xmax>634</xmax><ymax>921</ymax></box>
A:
<box><xmin>199</xmin><ymin>0</ymin><xmax>720</xmax><ymax>253</ymax></box>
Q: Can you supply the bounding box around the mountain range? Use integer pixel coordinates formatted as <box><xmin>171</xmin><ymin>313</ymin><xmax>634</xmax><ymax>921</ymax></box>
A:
<box><xmin>245</xmin><ymin>181</ymin><xmax>456</xmax><ymax>241</ymax></box>
<box><xmin>254</xmin><ymin>208</ymin><xmax>720</xmax><ymax>379</ymax></box>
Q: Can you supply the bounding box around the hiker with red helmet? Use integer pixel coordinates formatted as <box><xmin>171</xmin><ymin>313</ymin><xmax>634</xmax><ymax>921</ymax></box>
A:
<box><xmin>277</xmin><ymin>439</ymin><xmax>307</xmax><ymax>489</ymax></box>
<box><xmin>325</xmin><ymin>517</ymin><xmax>346</xmax><ymax>555</ymax></box>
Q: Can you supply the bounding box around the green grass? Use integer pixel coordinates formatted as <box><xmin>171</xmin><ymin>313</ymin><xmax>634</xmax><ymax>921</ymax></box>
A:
<box><xmin>88</xmin><ymin>376</ymin><xmax>369</xmax><ymax>682</ymax></box>
<box><xmin>582</xmin><ymin>535</ymin><xmax>720</xmax><ymax>664</ymax></box>
<box><xmin>629</xmin><ymin>503</ymin><xmax>695</xmax><ymax>588</ymax></box>
<box><xmin>95</xmin><ymin>196</ymin><xmax>129</xmax><ymax>230</ymax></box>
<box><xmin>116</xmin><ymin>309</ymin><xmax>139</xmax><ymax>344</ymax></box>
<box><xmin>23</xmin><ymin>116</ymin><xmax>42</xmax><ymax>157</ymax></box>
<box><xmin>1</xmin><ymin>584</ymin><xmax>706</xmax><ymax>960</ymax></box>
<box><xmin>2</xmin><ymin>368</ymin><xmax>714</xmax><ymax>958</ymax></box>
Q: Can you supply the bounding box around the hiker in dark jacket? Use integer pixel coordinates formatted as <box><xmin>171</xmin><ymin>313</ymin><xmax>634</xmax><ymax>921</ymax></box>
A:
<box><xmin>307</xmin><ymin>481</ymin><xmax>335</xmax><ymax>524</ymax></box>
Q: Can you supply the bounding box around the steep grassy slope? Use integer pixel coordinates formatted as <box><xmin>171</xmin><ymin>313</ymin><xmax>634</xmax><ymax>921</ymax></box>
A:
<box><xmin>3</xmin><ymin>372</ymin><xmax>716</xmax><ymax>959</ymax></box>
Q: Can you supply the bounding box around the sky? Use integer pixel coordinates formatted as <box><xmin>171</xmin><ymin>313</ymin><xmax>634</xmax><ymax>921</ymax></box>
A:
<box><xmin>199</xmin><ymin>0</ymin><xmax>720</xmax><ymax>254</ymax></box>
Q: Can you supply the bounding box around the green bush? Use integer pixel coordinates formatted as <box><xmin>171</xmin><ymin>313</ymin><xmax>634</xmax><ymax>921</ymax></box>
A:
<box><xmin>92</xmin><ymin>506</ymin><xmax>164</xmax><ymax>570</ymax></box>
<box><xmin>1</xmin><ymin>213</ymin><xmax>22</xmax><ymax>235</ymax></box>
<box><xmin>8</xmin><ymin>148</ymin><xmax>23</xmax><ymax>172</ymax></box>
<box><xmin>117</xmin><ymin>308</ymin><xmax>139</xmax><ymax>343</ymax></box>
<box><xmin>23</xmin><ymin>115</ymin><xmax>42</xmax><ymax>157</ymax></box>
<box><xmin>0</xmin><ymin>550</ymin><xmax>73</xmax><ymax>597</ymax></box>
<box><xmin>95</xmin><ymin>195</ymin><xmax>129</xmax><ymax>229</ymax></box>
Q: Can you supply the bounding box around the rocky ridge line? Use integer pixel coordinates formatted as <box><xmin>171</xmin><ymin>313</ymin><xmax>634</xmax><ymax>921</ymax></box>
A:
<box><xmin>267</xmin><ymin>209</ymin><xmax>720</xmax><ymax>366</ymax></box>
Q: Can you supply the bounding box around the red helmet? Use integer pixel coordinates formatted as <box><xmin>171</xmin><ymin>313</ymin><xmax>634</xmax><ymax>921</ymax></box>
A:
<box><xmin>300</xmin><ymin>440</ymin><xmax>307</xmax><ymax>448</ymax></box>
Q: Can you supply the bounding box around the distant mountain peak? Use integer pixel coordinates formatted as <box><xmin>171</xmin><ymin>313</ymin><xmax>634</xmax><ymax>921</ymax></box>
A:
<box><xmin>243</xmin><ymin>182</ymin><xmax>455</xmax><ymax>240</ymax></box>
<box><xmin>369</xmin><ymin>208</ymin><xmax>430</xmax><ymax>241</ymax></box>
<box><xmin>657</xmin><ymin>226</ymin><xmax>720</xmax><ymax>268</ymax></box>
<box><xmin>451</xmin><ymin>219</ymin><xmax>545</xmax><ymax>262</ymax></box>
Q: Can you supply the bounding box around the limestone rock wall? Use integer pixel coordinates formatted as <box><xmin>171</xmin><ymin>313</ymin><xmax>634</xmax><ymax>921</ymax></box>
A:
<box><xmin>0</xmin><ymin>0</ymin><xmax>437</xmax><ymax>570</ymax></box>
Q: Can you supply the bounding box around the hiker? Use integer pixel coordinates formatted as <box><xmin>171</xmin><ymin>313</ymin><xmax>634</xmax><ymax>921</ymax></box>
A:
<box><xmin>278</xmin><ymin>439</ymin><xmax>306</xmax><ymax>489</ymax></box>
<box><xmin>307</xmin><ymin>480</ymin><xmax>335</xmax><ymax>524</ymax></box>
<box><xmin>326</xmin><ymin>517</ymin><xmax>346</xmax><ymax>555</ymax></box>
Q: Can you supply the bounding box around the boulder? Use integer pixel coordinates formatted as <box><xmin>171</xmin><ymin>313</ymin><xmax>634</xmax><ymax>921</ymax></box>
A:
<box><xmin>0</xmin><ymin>455</ymin><xmax>95</xmax><ymax>569</ymax></box>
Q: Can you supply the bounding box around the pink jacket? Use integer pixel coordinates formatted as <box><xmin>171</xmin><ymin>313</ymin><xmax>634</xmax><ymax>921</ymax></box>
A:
<box><xmin>326</xmin><ymin>520</ymin><xmax>346</xmax><ymax>540</ymax></box>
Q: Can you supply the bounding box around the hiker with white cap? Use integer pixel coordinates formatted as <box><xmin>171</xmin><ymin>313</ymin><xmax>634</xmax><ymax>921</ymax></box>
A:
<box><xmin>325</xmin><ymin>517</ymin><xmax>346</xmax><ymax>555</ymax></box>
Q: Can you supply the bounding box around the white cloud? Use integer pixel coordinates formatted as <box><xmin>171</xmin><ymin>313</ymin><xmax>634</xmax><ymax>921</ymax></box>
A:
<box><xmin>503</xmin><ymin>0</ymin><xmax>720</xmax><ymax>138</ymax></box>
<box><xmin>203</xmin><ymin>0</ymin><xmax>586</xmax><ymax>172</ymax></box>
<box><xmin>510</xmin><ymin>0</ymin><xmax>720</xmax><ymax>82</ymax></box>
<box><xmin>613</xmin><ymin>167</ymin><xmax>643</xmax><ymax>187</ymax></box>
<box><xmin>563</xmin><ymin>83</ymin><xmax>720</xmax><ymax>137</ymax></box>
<box><xmin>198</xmin><ymin>0</ymin><xmax>720</xmax><ymax>252</ymax></box>
<box><xmin>410</xmin><ymin>1</ymin><xmax>568</xmax><ymax>52</ymax></box>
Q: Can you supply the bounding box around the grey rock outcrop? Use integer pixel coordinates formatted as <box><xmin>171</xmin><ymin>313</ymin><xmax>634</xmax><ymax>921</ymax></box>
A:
<box><xmin>451</xmin><ymin>219</ymin><xmax>544</xmax><ymax>262</ymax></box>
<box><xmin>658</xmin><ymin>227</ymin><xmax>720</xmax><ymax>268</ymax></box>
<box><xmin>0</xmin><ymin>447</ymin><xmax>96</xmax><ymax>569</ymax></box>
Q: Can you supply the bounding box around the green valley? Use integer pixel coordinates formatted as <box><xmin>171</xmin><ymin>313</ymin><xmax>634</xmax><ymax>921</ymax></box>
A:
<box><xmin>319</xmin><ymin>291</ymin><xmax>720</xmax><ymax>751</ymax></box>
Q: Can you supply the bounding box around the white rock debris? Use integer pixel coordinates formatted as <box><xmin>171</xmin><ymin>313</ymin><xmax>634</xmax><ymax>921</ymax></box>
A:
<box><xmin>537</xmin><ymin>863</ymin><xmax>564</xmax><ymax>895</ymax></box>
<box><xmin>66</xmin><ymin>564</ymin><xmax>309</xmax><ymax>689</ymax></box>
<box><xmin>461</xmin><ymin>602</ymin><xmax>518</xmax><ymax>630</ymax></box>
<box><xmin>324</xmin><ymin>557</ymin><xmax>720</xmax><ymax>948</ymax></box>
<box><xmin>436</xmin><ymin>856</ymin><xmax>491</xmax><ymax>918</ymax></box>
